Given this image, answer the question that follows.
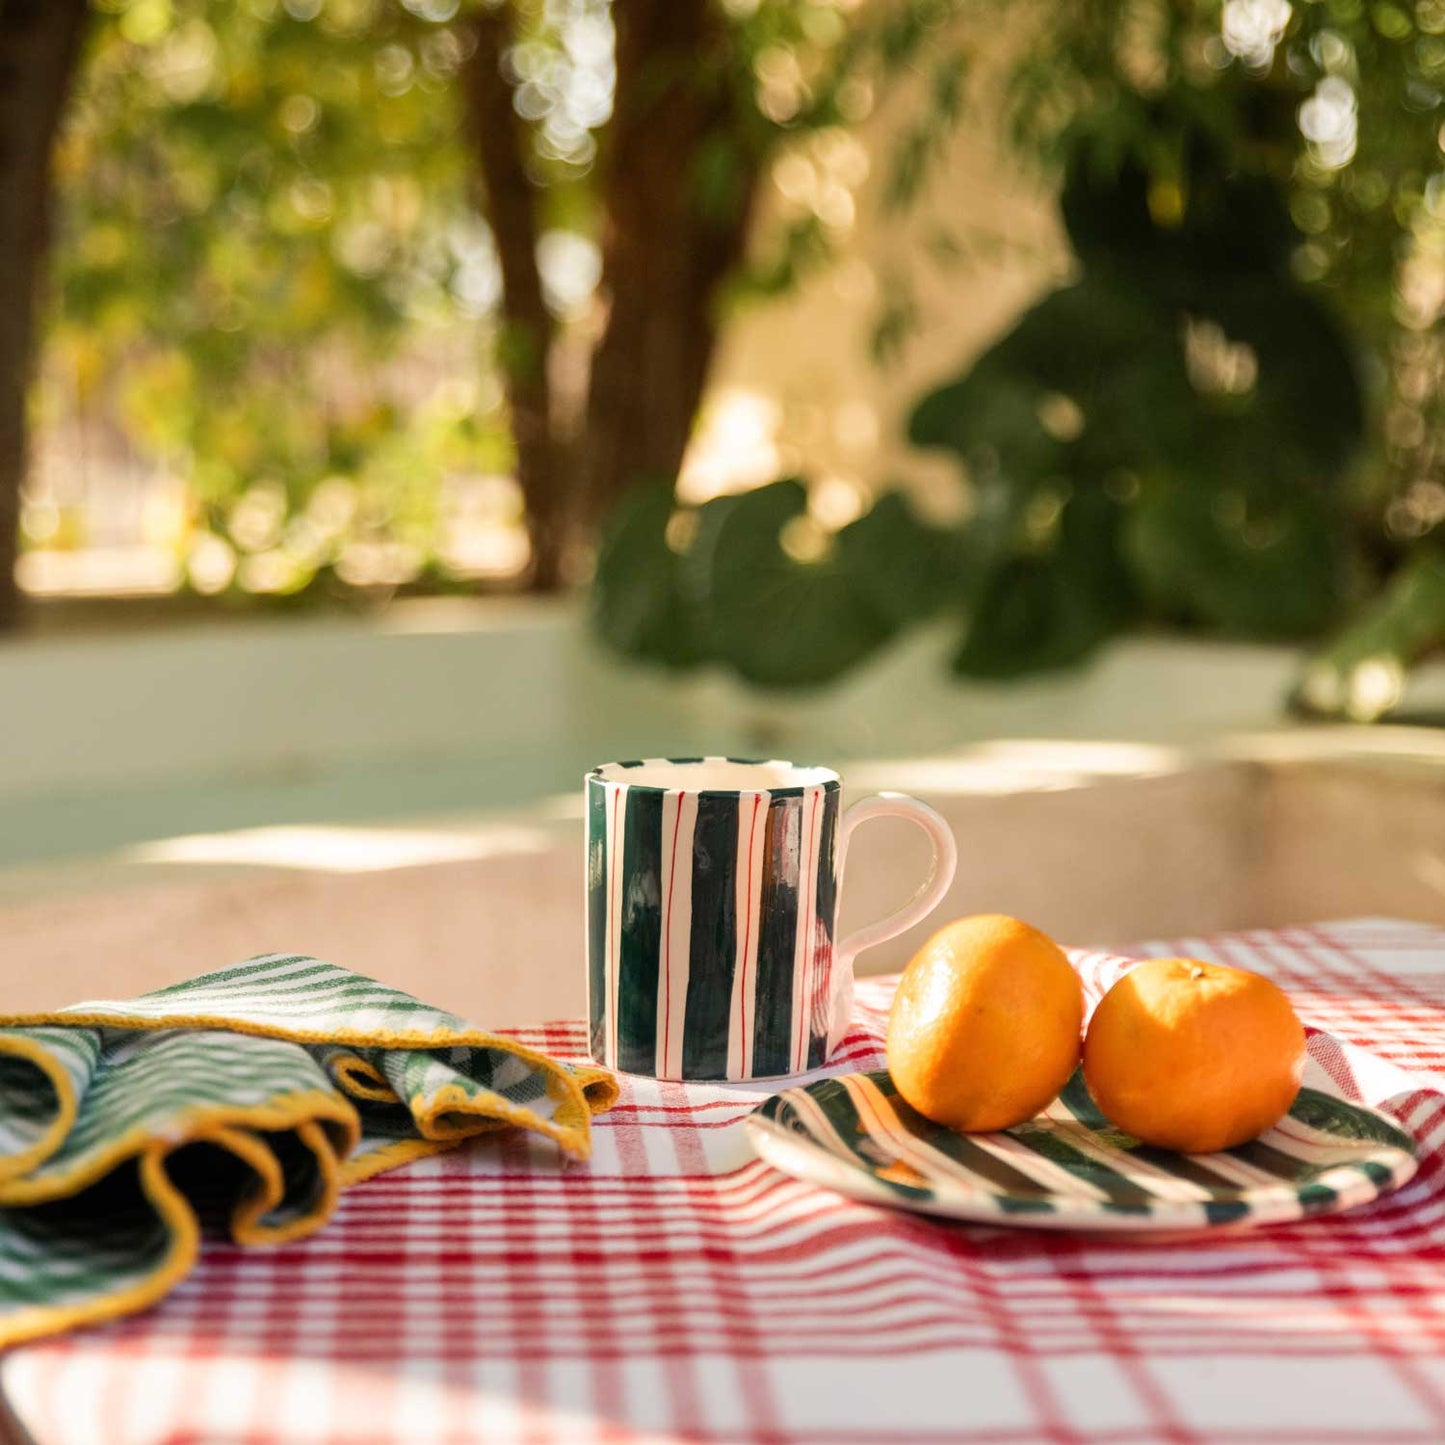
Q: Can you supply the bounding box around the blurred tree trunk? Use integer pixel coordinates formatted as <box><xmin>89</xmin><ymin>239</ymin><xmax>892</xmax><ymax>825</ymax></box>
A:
<box><xmin>0</xmin><ymin>0</ymin><xmax>88</xmax><ymax>631</ymax></box>
<box><xmin>581</xmin><ymin>0</ymin><xmax>760</xmax><ymax>524</ymax></box>
<box><xmin>464</xmin><ymin>5</ymin><xmax>566</xmax><ymax>592</ymax></box>
<box><xmin>463</xmin><ymin>0</ymin><xmax>760</xmax><ymax>587</ymax></box>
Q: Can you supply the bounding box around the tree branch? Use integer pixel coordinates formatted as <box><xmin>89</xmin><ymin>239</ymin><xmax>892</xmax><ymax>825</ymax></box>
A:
<box><xmin>463</xmin><ymin>3</ymin><xmax>565</xmax><ymax>589</ymax></box>
<box><xmin>582</xmin><ymin>0</ymin><xmax>762</xmax><ymax>523</ymax></box>
<box><xmin>0</xmin><ymin>0</ymin><xmax>89</xmax><ymax>629</ymax></box>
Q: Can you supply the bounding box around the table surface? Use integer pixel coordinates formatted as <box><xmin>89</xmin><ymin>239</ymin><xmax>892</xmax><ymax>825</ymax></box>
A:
<box><xmin>4</xmin><ymin>917</ymin><xmax>1445</xmax><ymax>1445</ymax></box>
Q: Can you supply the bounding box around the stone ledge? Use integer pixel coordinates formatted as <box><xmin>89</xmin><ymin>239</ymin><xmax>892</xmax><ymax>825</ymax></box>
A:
<box><xmin>0</xmin><ymin>732</ymin><xmax>1437</xmax><ymax>1028</ymax></box>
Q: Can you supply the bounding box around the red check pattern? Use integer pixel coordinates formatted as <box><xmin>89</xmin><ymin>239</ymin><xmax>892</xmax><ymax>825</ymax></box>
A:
<box><xmin>5</xmin><ymin>918</ymin><xmax>1445</xmax><ymax>1445</ymax></box>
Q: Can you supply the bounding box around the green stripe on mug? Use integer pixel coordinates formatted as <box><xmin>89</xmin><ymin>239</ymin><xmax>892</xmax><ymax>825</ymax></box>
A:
<box><xmin>682</xmin><ymin>791</ymin><xmax>741</xmax><ymax>1081</ymax></box>
<box><xmin>617</xmin><ymin>787</ymin><xmax>664</xmax><ymax>1075</ymax></box>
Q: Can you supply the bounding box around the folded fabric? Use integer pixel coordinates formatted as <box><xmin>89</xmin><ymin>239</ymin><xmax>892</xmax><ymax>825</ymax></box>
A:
<box><xmin>0</xmin><ymin>953</ymin><xmax>618</xmax><ymax>1348</ymax></box>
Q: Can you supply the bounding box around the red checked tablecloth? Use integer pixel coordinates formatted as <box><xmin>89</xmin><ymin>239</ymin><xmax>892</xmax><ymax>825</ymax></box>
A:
<box><xmin>5</xmin><ymin>917</ymin><xmax>1445</xmax><ymax>1445</ymax></box>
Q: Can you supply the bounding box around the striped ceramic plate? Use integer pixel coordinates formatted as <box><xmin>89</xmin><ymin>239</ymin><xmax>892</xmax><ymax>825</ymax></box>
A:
<box><xmin>747</xmin><ymin>1068</ymin><xmax>1418</xmax><ymax>1231</ymax></box>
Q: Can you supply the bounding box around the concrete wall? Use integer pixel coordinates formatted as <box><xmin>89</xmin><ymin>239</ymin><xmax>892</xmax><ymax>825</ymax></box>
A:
<box><xmin>0</xmin><ymin>598</ymin><xmax>1311</xmax><ymax>865</ymax></box>
<box><xmin>0</xmin><ymin>741</ymin><xmax>1439</xmax><ymax>1029</ymax></box>
<box><xmin>1251</xmin><ymin>757</ymin><xmax>1445</xmax><ymax>929</ymax></box>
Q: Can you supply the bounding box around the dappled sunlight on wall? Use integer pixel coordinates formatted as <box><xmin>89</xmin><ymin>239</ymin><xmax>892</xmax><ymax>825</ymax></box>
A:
<box><xmin>701</xmin><ymin>17</ymin><xmax>1066</xmax><ymax>527</ymax></box>
<box><xmin>127</xmin><ymin>823</ymin><xmax>556</xmax><ymax>874</ymax></box>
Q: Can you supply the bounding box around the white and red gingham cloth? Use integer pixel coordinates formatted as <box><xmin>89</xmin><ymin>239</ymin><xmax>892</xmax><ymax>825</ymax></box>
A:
<box><xmin>5</xmin><ymin>917</ymin><xmax>1445</xmax><ymax>1445</ymax></box>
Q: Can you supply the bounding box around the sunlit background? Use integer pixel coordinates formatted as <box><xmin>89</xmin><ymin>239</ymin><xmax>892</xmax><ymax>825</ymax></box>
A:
<box><xmin>0</xmin><ymin>0</ymin><xmax>1444</xmax><ymax>1006</ymax></box>
<box><xmin>29</xmin><ymin>0</ymin><xmax>1002</xmax><ymax>601</ymax></box>
<box><xmin>23</xmin><ymin>0</ymin><xmax>1442</xmax><ymax>699</ymax></box>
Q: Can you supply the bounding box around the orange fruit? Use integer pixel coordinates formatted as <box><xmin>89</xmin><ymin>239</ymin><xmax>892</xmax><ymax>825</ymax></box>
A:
<box><xmin>886</xmin><ymin>914</ymin><xmax>1084</xmax><ymax>1132</ymax></box>
<box><xmin>1083</xmin><ymin>957</ymin><xmax>1306</xmax><ymax>1153</ymax></box>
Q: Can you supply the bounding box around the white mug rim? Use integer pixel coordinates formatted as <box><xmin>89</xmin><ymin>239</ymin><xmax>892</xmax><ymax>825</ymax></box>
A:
<box><xmin>588</xmin><ymin>756</ymin><xmax>840</xmax><ymax>797</ymax></box>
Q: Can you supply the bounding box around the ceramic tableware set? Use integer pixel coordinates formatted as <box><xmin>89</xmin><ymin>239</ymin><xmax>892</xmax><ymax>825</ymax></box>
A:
<box><xmin>584</xmin><ymin>757</ymin><xmax>1418</xmax><ymax>1233</ymax></box>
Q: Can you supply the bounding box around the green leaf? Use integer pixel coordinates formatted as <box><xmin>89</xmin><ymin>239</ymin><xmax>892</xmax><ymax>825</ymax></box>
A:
<box><xmin>835</xmin><ymin>490</ymin><xmax>956</xmax><ymax>627</ymax></box>
<box><xmin>951</xmin><ymin>488</ymin><xmax>1135</xmax><ymax>678</ymax></box>
<box><xmin>908</xmin><ymin>279</ymin><xmax>1177</xmax><ymax>485</ymax></box>
<box><xmin>591</xmin><ymin>483</ymin><xmax>704</xmax><ymax>670</ymax></box>
<box><xmin>1124</xmin><ymin>484</ymin><xmax>1347</xmax><ymax>637</ymax></box>
<box><xmin>951</xmin><ymin>557</ymin><xmax>1118</xmax><ymax>679</ymax></box>
<box><xmin>1059</xmin><ymin>105</ymin><xmax>1298</xmax><ymax>286</ymax></box>
<box><xmin>1180</xmin><ymin>280</ymin><xmax>1364</xmax><ymax>494</ymax></box>
<box><xmin>682</xmin><ymin>480</ymin><xmax>894</xmax><ymax>689</ymax></box>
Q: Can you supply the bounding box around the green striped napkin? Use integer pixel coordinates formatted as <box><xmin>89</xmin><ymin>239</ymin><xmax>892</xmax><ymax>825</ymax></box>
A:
<box><xmin>0</xmin><ymin>953</ymin><xmax>618</xmax><ymax>1347</ymax></box>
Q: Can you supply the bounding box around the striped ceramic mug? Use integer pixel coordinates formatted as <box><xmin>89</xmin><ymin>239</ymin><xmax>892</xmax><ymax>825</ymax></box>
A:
<box><xmin>586</xmin><ymin>757</ymin><xmax>957</xmax><ymax>1082</ymax></box>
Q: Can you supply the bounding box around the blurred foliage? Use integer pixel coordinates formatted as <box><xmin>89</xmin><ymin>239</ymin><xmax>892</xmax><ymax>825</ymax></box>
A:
<box><xmin>42</xmin><ymin>0</ymin><xmax>531</xmax><ymax>601</ymax></box>
<box><xmin>596</xmin><ymin>0</ymin><xmax>1445</xmax><ymax>718</ymax></box>
<box><xmin>39</xmin><ymin>0</ymin><xmax>971</xmax><ymax>602</ymax></box>
<box><xmin>42</xmin><ymin>0</ymin><xmax>1445</xmax><ymax>715</ymax></box>
<box><xmin>734</xmin><ymin>0</ymin><xmax>969</xmax><ymax>301</ymax></box>
<box><xmin>1292</xmin><ymin>548</ymin><xmax>1445</xmax><ymax>716</ymax></box>
<box><xmin>996</xmin><ymin>0</ymin><xmax>1445</xmax><ymax>718</ymax></box>
<box><xmin>910</xmin><ymin>126</ymin><xmax>1364</xmax><ymax>675</ymax></box>
<box><xmin>593</xmin><ymin>477</ymin><xmax>951</xmax><ymax>686</ymax></box>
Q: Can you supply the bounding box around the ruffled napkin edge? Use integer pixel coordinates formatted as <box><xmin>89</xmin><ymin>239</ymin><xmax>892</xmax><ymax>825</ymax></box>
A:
<box><xmin>0</xmin><ymin>1009</ymin><xmax>618</xmax><ymax>1348</ymax></box>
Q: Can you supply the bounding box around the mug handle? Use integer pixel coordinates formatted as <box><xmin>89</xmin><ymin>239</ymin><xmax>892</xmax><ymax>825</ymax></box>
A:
<box><xmin>827</xmin><ymin>792</ymin><xmax>958</xmax><ymax>1054</ymax></box>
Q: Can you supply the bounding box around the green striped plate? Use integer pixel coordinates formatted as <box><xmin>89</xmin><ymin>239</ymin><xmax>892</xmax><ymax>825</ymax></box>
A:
<box><xmin>747</xmin><ymin>1069</ymin><xmax>1418</xmax><ymax>1232</ymax></box>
